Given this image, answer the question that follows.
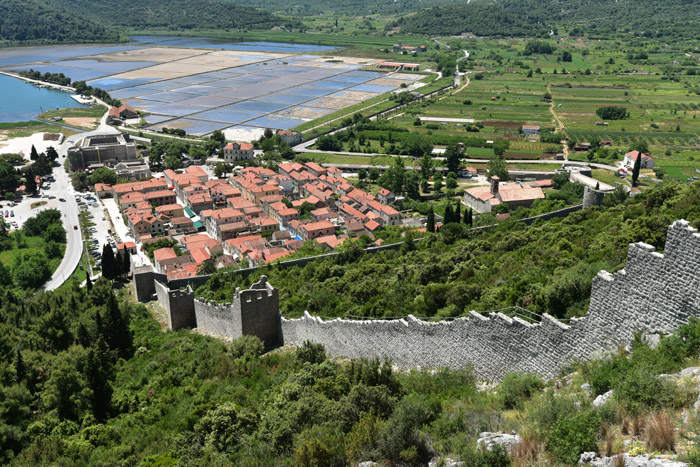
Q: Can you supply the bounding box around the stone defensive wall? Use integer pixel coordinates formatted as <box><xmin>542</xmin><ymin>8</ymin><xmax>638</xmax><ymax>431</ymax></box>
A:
<box><xmin>281</xmin><ymin>220</ymin><xmax>700</xmax><ymax>380</ymax></box>
<box><xmin>145</xmin><ymin>220</ymin><xmax>700</xmax><ymax>381</ymax></box>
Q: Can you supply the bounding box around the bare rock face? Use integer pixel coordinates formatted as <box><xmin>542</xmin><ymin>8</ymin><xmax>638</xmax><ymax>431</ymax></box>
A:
<box><xmin>428</xmin><ymin>457</ymin><xmax>464</xmax><ymax>467</ymax></box>
<box><xmin>476</xmin><ymin>432</ymin><xmax>521</xmax><ymax>452</ymax></box>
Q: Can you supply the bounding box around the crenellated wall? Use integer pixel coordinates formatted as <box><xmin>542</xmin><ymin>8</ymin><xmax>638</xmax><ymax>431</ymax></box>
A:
<box><xmin>150</xmin><ymin>220</ymin><xmax>700</xmax><ymax>381</ymax></box>
<box><xmin>281</xmin><ymin>220</ymin><xmax>700</xmax><ymax>380</ymax></box>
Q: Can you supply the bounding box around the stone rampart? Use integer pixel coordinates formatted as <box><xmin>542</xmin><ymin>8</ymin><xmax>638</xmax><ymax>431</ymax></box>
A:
<box><xmin>154</xmin><ymin>279</ymin><xmax>196</xmax><ymax>330</ymax></box>
<box><xmin>194</xmin><ymin>276</ymin><xmax>282</xmax><ymax>347</ymax></box>
<box><xmin>281</xmin><ymin>220</ymin><xmax>700</xmax><ymax>380</ymax></box>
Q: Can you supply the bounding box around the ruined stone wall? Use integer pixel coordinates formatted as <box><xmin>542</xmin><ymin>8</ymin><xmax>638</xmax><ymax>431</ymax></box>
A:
<box><xmin>281</xmin><ymin>220</ymin><xmax>700</xmax><ymax>380</ymax></box>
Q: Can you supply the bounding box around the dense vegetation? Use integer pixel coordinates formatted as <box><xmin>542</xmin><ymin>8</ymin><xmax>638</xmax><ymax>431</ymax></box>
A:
<box><xmin>199</xmin><ymin>182</ymin><xmax>700</xmax><ymax>320</ymax></box>
<box><xmin>4</xmin><ymin>275</ymin><xmax>700</xmax><ymax>465</ymax></box>
<box><xmin>394</xmin><ymin>0</ymin><xmax>700</xmax><ymax>38</ymax></box>
<box><xmin>45</xmin><ymin>0</ymin><xmax>298</xmax><ymax>31</ymax></box>
<box><xmin>0</xmin><ymin>0</ymin><xmax>119</xmax><ymax>44</ymax></box>
<box><xmin>0</xmin><ymin>210</ymin><xmax>66</xmax><ymax>291</ymax></box>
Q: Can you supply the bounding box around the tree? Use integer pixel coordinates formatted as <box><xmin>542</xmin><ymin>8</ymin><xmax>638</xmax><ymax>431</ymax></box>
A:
<box><xmin>419</xmin><ymin>154</ymin><xmax>433</xmax><ymax>181</ymax></box>
<box><xmin>85</xmin><ymin>338</ymin><xmax>113</xmax><ymax>421</ymax></box>
<box><xmin>14</xmin><ymin>347</ymin><xmax>25</xmax><ymax>383</ymax></box>
<box><xmin>487</xmin><ymin>156</ymin><xmax>510</xmax><ymax>181</ymax></box>
<box><xmin>85</xmin><ymin>270</ymin><xmax>92</xmax><ymax>292</ymax></box>
<box><xmin>492</xmin><ymin>140</ymin><xmax>510</xmax><ymax>157</ymax></box>
<box><xmin>403</xmin><ymin>133</ymin><xmax>433</xmax><ymax>157</ymax></box>
<box><xmin>189</xmin><ymin>145</ymin><xmax>208</xmax><ymax>160</ymax></box>
<box><xmin>197</xmin><ymin>260</ymin><xmax>217</xmax><ymax>276</ymax></box>
<box><xmin>211</xmin><ymin>129</ymin><xmax>226</xmax><ymax>145</ymax></box>
<box><xmin>596</xmin><ymin>106</ymin><xmax>629</xmax><ymax>120</ymax></box>
<box><xmin>164</xmin><ymin>155</ymin><xmax>182</xmax><ymax>171</ymax></box>
<box><xmin>121</xmin><ymin>250</ymin><xmax>130</xmax><ymax>277</ymax></box>
<box><xmin>89</xmin><ymin>167</ymin><xmax>117</xmax><ymax>186</ymax></box>
<box><xmin>101</xmin><ymin>291</ymin><xmax>133</xmax><ymax>360</ymax></box>
<box><xmin>629</xmin><ymin>140</ymin><xmax>649</xmax><ymax>155</ymax></box>
<box><xmin>444</xmin><ymin>204</ymin><xmax>454</xmax><ymax>224</ymax></box>
<box><xmin>23</xmin><ymin>168</ymin><xmax>37</xmax><ymax>194</ymax></box>
<box><xmin>445</xmin><ymin>173</ymin><xmax>458</xmax><ymax>190</ymax></box>
<box><xmin>433</xmin><ymin>172</ymin><xmax>443</xmax><ymax>193</ymax></box>
<box><xmin>463</xmin><ymin>207</ymin><xmax>472</xmax><ymax>226</ymax></box>
<box><xmin>30</xmin><ymin>145</ymin><xmax>39</xmax><ymax>161</ymax></box>
<box><xmin>404</xmin><ymin>171</ymin><xmax>421</xmax><ymax>199</ymax></box>
<box><xmin>101</xmin><ymin>244</ymin><xmax>117</xmax><ymax>280</ymax></box>
<box><xmin>369</xmin><ymin>168</ymin><xmax>380</xmax><ymax>183</ymax></box>
<box><xmin>632</xmin><ymin>150</ymin><xmax>643</xmax><ymax>187</ymax></box>
<box><xmin>358</xmin><ymin>168</ymin><xmax>367</xmax><ymax>187</ymax></box>
<box><xmin>561</xmin><ymin>51</ymin><xmax>573</xmax><ymax>62</ymax></box>
<box><xmin>45</xmin><ymin>146</ymin><xmax>59</xmax><ymax>162</ymax></box>
<box><xmin>444</xmin><ymin>144</ymin><xmax>463</xmax><ymax>175</ymax></box>
<box><xmin>426</xmin><ymin>207</ymin><xmax>435</xmax><ymax>233</ymax></box>
<box><xmin>0</xmin><ymin>161</ymin><xmax>21</xmax><ymax>193</ymax></box>
<box><xmin>214</xmin><ymin>163</ymin><xmax>231</xmax><ymax>179</ymax></box>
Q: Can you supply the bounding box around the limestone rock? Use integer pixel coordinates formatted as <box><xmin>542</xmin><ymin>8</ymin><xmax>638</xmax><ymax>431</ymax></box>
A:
<box><xmin>680</xmin><ymin>367</ymin><xmax>700</xmax><ymax>378</ymax></box>
<box><xmin>578</xmin><ymin>452</ymin><xmax>688</xmax><ymax>466</ymax></box>
<box><xmin>593</xmin><ymin>390</ymin><xmax>614</xmax><ymax>408</ymax></box>
<box><xmin>581</xmin><ymin>383</ymin><xmax>592</xmax><ymax>395</ymax></box>
<box><xmin>429</xmin><ymin>457</ymin><xmax>464</xmax><ymax>467</ymax></box>
<box><xmin>477</xmin><ymin>432</ymin><xmax>521</xmax><ymax>452</ymax></box>
<box><xmin>358</xmin><ymin>462</ymin><xmax>378</xmax><ymax>467</ymax></box>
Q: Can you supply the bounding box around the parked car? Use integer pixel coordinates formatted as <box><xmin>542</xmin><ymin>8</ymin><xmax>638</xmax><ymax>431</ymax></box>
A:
<box><xmin>73</xmin><ymin>225</ymin><xmax>78</xmax><ymax>230</ymax></box>
<box><xmin>10</xmin><ymin>211</ymin><xmax>14</xmax><ymax>217</ymax></box>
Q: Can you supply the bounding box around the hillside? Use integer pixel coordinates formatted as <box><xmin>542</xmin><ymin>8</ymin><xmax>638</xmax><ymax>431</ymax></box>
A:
<box><xmin>45</xmin><ymin>0</ymin><xmax>299</xmax><ymax>31</ymax></box>
<box><xmin>197</xmin><ymin>182</ymin><xmax>700</xmax><ymax>321</ymax></box>
<box><xmin>394</xmin><ymin>0</ymin><xmax>700</xmax><ymax>38</ymax></box>
<box><xmin>231</xmin><ymin>0</ymin><xmax>457</xmax><ymax>16</ymax></box>
<box><xmin>0</xmin><ymin>0</ymin><xmax>120</xmax><ymax>44</ymax></box>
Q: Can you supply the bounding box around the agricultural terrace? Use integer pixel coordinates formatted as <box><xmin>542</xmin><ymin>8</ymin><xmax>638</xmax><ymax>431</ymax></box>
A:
<box><xmin>300</xmin><ymin>36</ymin><xmax>700</xmax><ymax>180</ymax></box>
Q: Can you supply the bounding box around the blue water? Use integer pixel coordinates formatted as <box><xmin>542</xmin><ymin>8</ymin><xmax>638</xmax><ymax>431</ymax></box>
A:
<box><xmin>0</xmin><ymin>74</ymin><xmax>84</xmax><ymax>123</ymax></box>
<box><xmin>128</xmin><ymin>35</ymin><xmax>338</xmax><ymax>53</ymax></box>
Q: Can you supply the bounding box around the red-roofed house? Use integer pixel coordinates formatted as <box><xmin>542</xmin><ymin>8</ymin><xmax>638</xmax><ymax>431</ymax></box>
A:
<box><xmin>301</xmin><ymin>220</ymin><xmax>336</xmax><ymax>240</ymax></box>
<box><xmin>223</xmin><ymin>142</ymin><xmax>254</xmax><ymax>162</ymax></box>
<box><xmin>377</xmin><ymin>188</ymin><xmax>395</xmax><ymax>205</ymax></box>
<box><xmin>623</xmin><ymin>151</ymin><xmax>655</xmax><ymax>169</ymax></box>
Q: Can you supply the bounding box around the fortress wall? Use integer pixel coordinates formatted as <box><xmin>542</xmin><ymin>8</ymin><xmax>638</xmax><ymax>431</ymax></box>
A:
<box><xmin>153</xmin><ymin>220</ymin><xmax>700</xmax><ymax>381</ymax></box>
<box><xmin>154</xmin><ymin>280</ymin><xmax>195</xmax><ymax>330</ymax></box>
<box><xmin>282</xmin><ymin>220</ymin><xmax>700</xmax><ymax>380</ymax></box>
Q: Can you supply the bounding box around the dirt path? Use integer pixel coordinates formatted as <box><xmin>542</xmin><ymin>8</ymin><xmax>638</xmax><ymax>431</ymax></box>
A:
<box><xmin>451</xmin><ymin>76</ymin><xmax>470</xmax><ymax>95</ymax></box>
<box><xmin>547</xmin><ymin>84</ymin><xmax>569</xmax><ymax>160</ymax></box>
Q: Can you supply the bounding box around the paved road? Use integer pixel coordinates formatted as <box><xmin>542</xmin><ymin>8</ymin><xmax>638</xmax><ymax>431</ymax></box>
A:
<box><xmin>40</xmin><ymin>116</ymin><xmax>118</xmax><ymax>291</ymax></box>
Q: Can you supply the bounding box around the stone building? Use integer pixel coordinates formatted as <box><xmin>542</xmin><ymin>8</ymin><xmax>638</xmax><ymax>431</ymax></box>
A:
<box><xmin>223</xmin><ymin>142</ymin><xmax>254</xmax><ymax>162</ymax></box>
<box><xmin>68</xmin><ymin>133</ymin><xmax>138</xmax><ymax>170</ymax></box>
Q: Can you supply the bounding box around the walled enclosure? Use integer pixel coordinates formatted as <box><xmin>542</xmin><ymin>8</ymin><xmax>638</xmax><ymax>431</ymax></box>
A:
<box><xmin>149</xmin><ymin>220</ymin><xmax>700</xmax><ymax>381</ymax></box>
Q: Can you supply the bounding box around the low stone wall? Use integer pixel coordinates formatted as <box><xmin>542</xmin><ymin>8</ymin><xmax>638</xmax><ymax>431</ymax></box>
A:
<box><xmin>282</xmin><ymin>220</ymin><xmax>700</xmax><ymax>380</ymax></box>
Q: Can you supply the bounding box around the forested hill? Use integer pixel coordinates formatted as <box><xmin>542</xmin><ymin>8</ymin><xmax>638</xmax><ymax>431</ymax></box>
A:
<box><xmin>232</xmin><ymin>0</ymin><xmax>457</xmax><ymax>17</ymax></box>
<box><xmin>45</xmin><ymin>0</ymin><xmax>299</xmax><ymax>31</ymax></box>
<box><xmin>0</xmin><ymin>0</ymin><xmax>120</xmax><ymax>44</ymax></box>
<box><xmin>393</xmin><ymin>0</ymin><xmax>700</xmax><ymax>38</ymax></box>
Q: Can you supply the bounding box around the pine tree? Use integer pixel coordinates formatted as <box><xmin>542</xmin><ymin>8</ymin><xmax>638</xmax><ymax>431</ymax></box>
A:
<box><xmin>85</xmin><ymin>270</ymin><xmax>92</xmax><ymax>291</ymax></box>
<box><xmin>426</xmin><ymin>207</ymin><xmax>435</xmax><ymax>233</ymax></box>
<box><xmin>14</xmin><ymin>346</ymin><xmax>25</xmax><ymax>383</ymax></box>
<box><xmin>632</xmin><ymin>152</ymin><xmax>643</xmax><ymax>187</ymax></box>
<box><xmin>102</xmin><ymin>244</ymin><xmax>117</xmax><ymax>280</ymax></box>
<box><xmin>444</xmin><ymin>204</ymin><xmax>454</xmax><ymax>224</ymax></box>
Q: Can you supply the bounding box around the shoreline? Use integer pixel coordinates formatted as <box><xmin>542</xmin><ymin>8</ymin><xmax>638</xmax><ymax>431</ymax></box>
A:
<box><xmin>0</xmin><ymin>71</ymin><xmax>76</xmax><ymax>93</ymax></box>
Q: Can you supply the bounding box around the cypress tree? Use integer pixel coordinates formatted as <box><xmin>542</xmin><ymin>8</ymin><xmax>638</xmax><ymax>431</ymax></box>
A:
<box><xmin>444</xmin><ymin>204</ymin><xmax>454</xmax><ymax>224</ymax></box>
<box><xmin>463</xmin><ymin>206</ymin><xmax>470</xmax><ymax>224</ymax></box>
<box><xmin>632</xmin><ymin>152</ymin><xmax>643</xmax><ymax>187</ymax></box>
<box><xmin>102</xmin><ymin>244</ymin><xmax>116</xmax><ymax>280</ymax></box>
<box><xmin>468</xmin><ymin>208</ymin><xmax>473</xmax><ymax>226</ymax></box>
<box><xmin>121</xmin><ymin>250</ymin><xmax>130</xmax><ymax>277</ymax></box>
<box><xmin>30</xmin><ymin>145</ymin><xmax>39</xmax><ymax>161</ymax></box>
<box><xmin>86</xmin><ymin>337</ymin><xmax>114</xmax><ymax>421</ymax></box>
<box><xmin>103</xmin><ymin>293</ymin><xmax>133</xmax><ymax>360</ymax></box>
<box><xmin>85</xmin><ymin>270</ymin><xmax>92</xmax><ymax>291</ymax></box>
<box><xmin>455</xmin><ymin>201</ymin><xmax>461</xmax><ymax>223</ymax></box>
<box><xmin>426</xmin><ymin>207</ymin><xmax>435</xmax><ymax>233</ymax></box>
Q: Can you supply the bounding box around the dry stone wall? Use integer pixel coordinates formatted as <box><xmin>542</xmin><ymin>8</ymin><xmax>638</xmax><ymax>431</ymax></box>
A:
<box><xmin>281</xmin><ymin>220</ymin><xmax>700</xmax><ymax>380</ymax></box>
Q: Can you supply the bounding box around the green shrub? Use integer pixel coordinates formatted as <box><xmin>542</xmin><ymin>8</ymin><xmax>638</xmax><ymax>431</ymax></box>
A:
<box><xmin>547</xmin><ymin>410</ymin><xmax>600</xmax><ymax>464</ymax></box>
<box><xmin>229</xmin><ymin>335</ymin><xmax>264</xmax><ymax>359</ymax></box>
<box><xmin>614</xmin><ymin>367</ymin><xmax>671</xmax><ymax>415</ymax></box>
<box><xmin>499</xmin><ymin>373</ymin><xmax>544</xmax><ymax>410</ymax></box>
<box><xmin>296</xmin><ymin>340</ymin><xmax>326</xmax><ymax>365</ymax></box>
